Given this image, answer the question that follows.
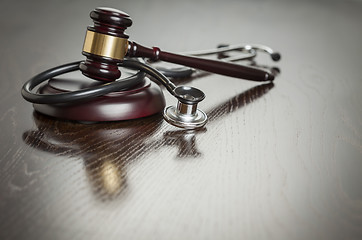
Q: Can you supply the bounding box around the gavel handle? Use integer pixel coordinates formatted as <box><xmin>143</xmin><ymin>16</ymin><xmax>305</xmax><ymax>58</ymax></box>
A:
<box><xmin>126</xmin><ymin>41</ymin><xmax>274</xmax><ymax>81</ymax></box>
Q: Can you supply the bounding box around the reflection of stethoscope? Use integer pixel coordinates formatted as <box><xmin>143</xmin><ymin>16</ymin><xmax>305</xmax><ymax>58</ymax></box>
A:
<box><xmin>23</xmin><ymin>82</ymin><xmax>273</xmax><ymax>199</ymax></box>
<box><xmin>21</xmin><ymin>7</ymin><xmax>281</xmax><ymax>129</ymax></box>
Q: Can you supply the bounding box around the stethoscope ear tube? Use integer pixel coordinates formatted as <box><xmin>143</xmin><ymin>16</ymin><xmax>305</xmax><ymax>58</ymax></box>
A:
<box><xmin>155</xmin><ymin>66</ymin><xmax>194</xmax><ymax>79</ymax></box>
<box><xmin>21</xmin><ymin>61</ymin><xmax>145</xmax><ymax>104</ymax></box>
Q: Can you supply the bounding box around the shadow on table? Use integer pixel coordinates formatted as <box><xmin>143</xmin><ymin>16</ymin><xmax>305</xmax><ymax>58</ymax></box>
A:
<box><xmin>22</xmin><ymin>82</ymin><xmax>274</xmax><ymax>201</ymax></box>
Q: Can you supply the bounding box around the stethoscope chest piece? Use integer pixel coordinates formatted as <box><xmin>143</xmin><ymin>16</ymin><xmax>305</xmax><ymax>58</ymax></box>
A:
<box><xmin>163</xmin><ymin>86</ymin><xmax>207</xmax><ymax>129</ymax></box>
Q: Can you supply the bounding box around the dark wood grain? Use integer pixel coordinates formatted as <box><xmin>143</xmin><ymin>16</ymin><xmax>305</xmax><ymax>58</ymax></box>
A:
<box><xmin>1</xmin><ymin>0</ymin><xmax>362</xmax><ymax>240</ymax></box>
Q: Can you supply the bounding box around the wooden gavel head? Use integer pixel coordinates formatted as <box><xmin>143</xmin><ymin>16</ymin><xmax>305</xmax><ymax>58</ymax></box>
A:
<box><xmin>80</xmin><ymin>7</ymin><xmax>132</xmax><ymax>81</ymax></box>
<box><xmin>79</xmin><ymin>7</ymin><xmax>276</xmax><ymax>83</ymax></box>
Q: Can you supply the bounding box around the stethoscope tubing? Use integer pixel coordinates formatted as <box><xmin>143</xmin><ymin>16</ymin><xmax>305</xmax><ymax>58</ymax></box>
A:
<box><xmin>21</xmin><ymin>61</ymin><xmax>145</xmax><ymax>104</ymax></box>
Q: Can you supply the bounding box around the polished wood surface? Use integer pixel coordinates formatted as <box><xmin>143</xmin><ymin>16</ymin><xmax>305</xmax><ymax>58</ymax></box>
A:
<box><xmin>1</xmin><ymin>0</ymin><xmax>362</xmax><ymax>239</ymax></box>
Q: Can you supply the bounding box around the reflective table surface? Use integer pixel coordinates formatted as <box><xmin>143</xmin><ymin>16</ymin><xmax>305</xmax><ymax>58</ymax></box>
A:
<box><xmin>0</xmin><ymin>0</ymin><xmax>361</xmax><ymax>239</ymax></box>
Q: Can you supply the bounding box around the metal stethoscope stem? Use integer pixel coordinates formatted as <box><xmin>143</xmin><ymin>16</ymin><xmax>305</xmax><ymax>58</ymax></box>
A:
<box><xmin>185</xmin><ymin>43</ymin><xmax>280</xmax><ymax>61</ymax></box>
<box><xmin>159</xmin><ymin>43</ymin><xmax>280</xmax><ymax>129</ymax></box>
<box><xmin>156</xmin><ymin>43</ymin><xmax>281</xmax><ymax>79</ymax></box>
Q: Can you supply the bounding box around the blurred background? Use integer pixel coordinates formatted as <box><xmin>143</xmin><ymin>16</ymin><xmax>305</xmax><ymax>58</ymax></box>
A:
<box><xmin>0</xmin><ymin>0</ymin><xmax>361</xmax><ymax>240</ymax></box>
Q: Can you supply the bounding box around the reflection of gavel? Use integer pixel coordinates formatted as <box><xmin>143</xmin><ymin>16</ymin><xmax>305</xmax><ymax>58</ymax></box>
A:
<box><xmin>80</xmin><ymin>7</ymin><xmax>275</xmax><ymax>82</ymax></box>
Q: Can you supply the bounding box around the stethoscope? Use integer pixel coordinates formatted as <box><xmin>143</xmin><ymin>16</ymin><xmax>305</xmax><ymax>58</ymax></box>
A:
<box><xmin>21</xmin><ymin>7</ymin><xmax>281</xmax><ymax>129</ymax></box>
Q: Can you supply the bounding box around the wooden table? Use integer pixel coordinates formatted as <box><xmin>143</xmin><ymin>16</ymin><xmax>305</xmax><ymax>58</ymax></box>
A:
<box><xmin>1</xmin><ymin>0</ymin><xmax>361</xmax><ymax>239</ymax></box>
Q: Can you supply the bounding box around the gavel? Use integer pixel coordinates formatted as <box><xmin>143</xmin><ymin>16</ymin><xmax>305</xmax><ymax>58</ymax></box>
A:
<box><xmin>79</xmin><ymin>7</ymin><xmax>275</xmax><ymax>82</ymax></box>
<box><xmin>22</xmin><ymin>6</ymin><xmax>280</xmax><ymax>129</ymax></box>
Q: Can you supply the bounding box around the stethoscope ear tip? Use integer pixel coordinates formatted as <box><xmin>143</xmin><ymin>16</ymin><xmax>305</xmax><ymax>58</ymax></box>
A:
<box><xmin>271</xmin><ymin>52</ymin><xmax>281</xmax><ymax>61</ymax></box>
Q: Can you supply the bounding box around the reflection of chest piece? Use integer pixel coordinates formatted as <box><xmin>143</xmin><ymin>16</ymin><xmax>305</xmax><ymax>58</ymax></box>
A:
<box><xmin>164</xmin><ymin>86</ymin><xmax>207</xmax><ymax>129</ymax></box>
